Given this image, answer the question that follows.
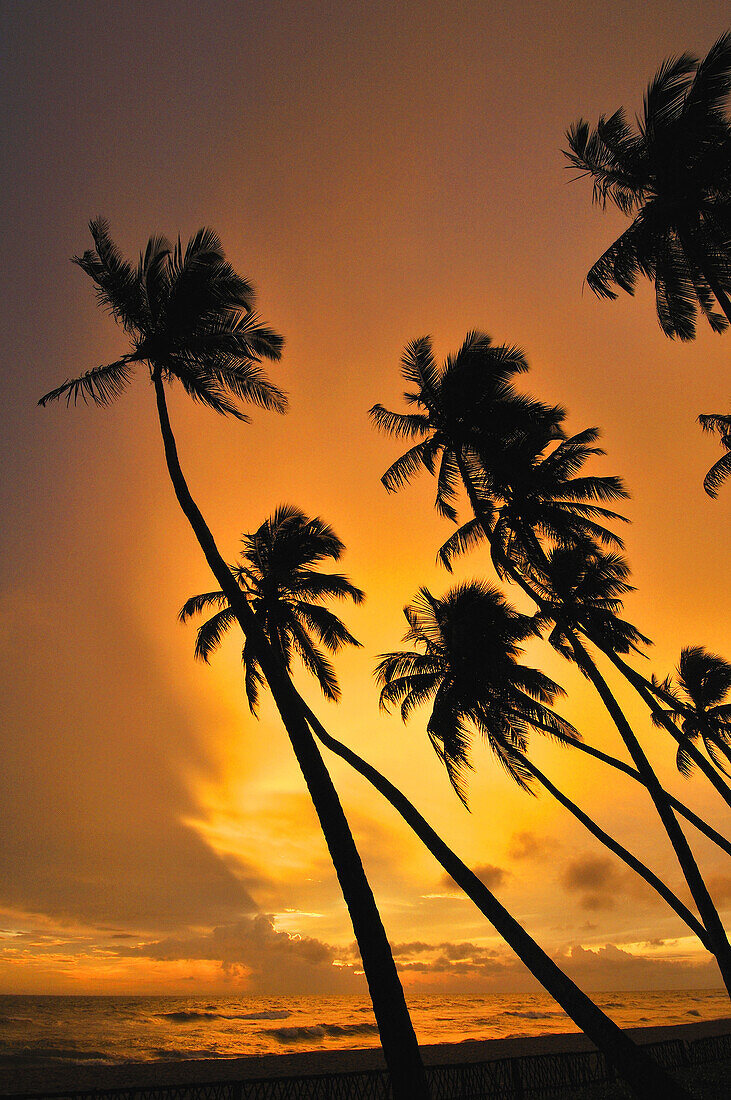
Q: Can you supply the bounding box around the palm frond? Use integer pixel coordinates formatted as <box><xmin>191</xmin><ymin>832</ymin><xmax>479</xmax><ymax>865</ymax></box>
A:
<box><xmin>380</xmin><ymin>437</ymin><xmax>441</xmax><ymax>492</ymax></box>
<box><xmin>194</xmin><ymin>607</ymin><xmax>238</xmax><ymax>662</ymax></box>
<box><xmin>178</xmin><ymin>590</ymin><xmax>229</xmax><ymax>622</ymax></box>
<box><xmin>293</xmin><ymin>602</ymin><xmax>362</xmax><ymax>652</ymax></box>
<box><xmin>38</xmin><ymin>360</ymin><xmax>135</xmax><ymax>408</ymax></box>
<box><xmin>368</xmin><ymin>405</ymin><xmax>431</xmax><ymax>438</ymax></box>
<box><xmin>702</xmin><ymin>443</ymin><xmax>731</xmax><ymax>497</ymax></box>
<box><xmin>438</xmin><ymin>517</ymin><xmax>490</xmax><ymax>571</ymax></box>
<box><xmin>400</xmin><ymin>336</ymin><xmax>441</xmax><ymax>402</ymax></box>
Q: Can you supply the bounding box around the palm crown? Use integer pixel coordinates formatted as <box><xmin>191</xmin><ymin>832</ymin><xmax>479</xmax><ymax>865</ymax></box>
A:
<box><xmin>370</xmin><ymin>332</ymin><xmax>564</xmax><ymax>522</ymax></box>
<box><xmin>39</xmin><ymin>218</ymin><xmax>286</xmax><ymax>417</ymax></box>
<box><xmin>530</xmin><ymin>546</ymin><xmax>651</xmax><ymax>661</ymax></box>
<box><xmin>652</xmin><ymin>646</ymin><xmax>731</xmax><ymax>777</ymax></box>
<box><xmin>564</xmin><ymin>32</ymin><xmax>731</xmax><ymax>339</ymax></box>
<box><xmin>179</xmin><ymin>504</ymin><xmax>364</xmax><ymax>712</ymax></box>
<box><xmin>438</xmin><ymin>425</ymin><xmax>629</xmax><ymax>577</ymax></box>
<box><xmin>375</xmin><ymin>582</ymin><xmax>577</xmax><ymax>805</ymax></box>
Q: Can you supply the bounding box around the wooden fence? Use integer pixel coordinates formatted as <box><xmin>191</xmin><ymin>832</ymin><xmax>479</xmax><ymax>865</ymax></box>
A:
<box><xmin>8</xmin><ymin>1031</ymin><xmax>731</xmax><ymax>1100</ymax></box>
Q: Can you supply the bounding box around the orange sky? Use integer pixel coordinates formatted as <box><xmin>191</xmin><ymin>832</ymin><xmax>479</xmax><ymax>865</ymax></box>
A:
<box><xmin>1</xmin><ymin>1</ymin><xmax>729</xmax><ymax>999</ymax></box>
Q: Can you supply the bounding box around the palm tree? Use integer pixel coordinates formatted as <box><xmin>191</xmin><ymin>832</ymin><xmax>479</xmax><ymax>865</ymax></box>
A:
<box><xmin>699</xmin><ymin>412</ymin><xmax>731</xmax><ymax>496</ymax></box>
<box><xmin>179</xmin><ymin>504</ymin><xmax>365</xmax><ymax>712</ymax></box>
<box><xmin>651</xmin><ymin>646</ymin><xmax>731</xmax><ymax>778</ymax></box>
<box><xmin>370</xmin><ymin>331</ymin><xmax>564</xmax><ymax>523</ymax></box>
<box><xmin>542</xmin><ymin>558</ymin><xmax>731</xmax><ymax>811</ymax></box>
<box><xmin>564</xmin><ymin>32</ymin><xmax>731</xmax><ymax>339</ymax></box>
<box><xmin>373</xmin><ymin>336</ymin><xmax>731</xmax><ymax>994</ymax></box>
<box><xmin>437</xmin><ymin>425</ymin><xmax>630</xmax><ymax>575</ymax></box>
<box><xmin>181</xmin><ymin>514</ymin><xmax>691</xmax><ymax>1100</ymax></box>
<box><xmin>302</xmin><ymin>709</ymin><xmax>691</xmax><ymax>1100</ymax></box>
<box><xmin>376</xmin><ymin>582</ymin><xmax>708</xmax><ymax>944</ymax></box>
<box><xmin>39</xmin><ymin>220</ymin><xmax>428</xmax><ymax>1098</ymax></box>
<box><xmin>523</xmin><ymin>547</ymin><xmax>731</xmax><ymax>994</ymax></box>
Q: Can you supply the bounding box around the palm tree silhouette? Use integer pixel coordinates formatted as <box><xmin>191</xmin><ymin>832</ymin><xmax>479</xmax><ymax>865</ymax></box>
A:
<box><xmin>39</xmin><ymin>221</ymin><xmax>428</xmax><ymax>1098</ymax></box>
<box><xmin>376</xmin><ymin>582</ymin><xmax>708</xmax><ymax>944</ymax></box>
<box><xmin>370</xmin><ymin>331</ymin><xmax>564</xmax><ymax>523</ymax></box>
<box><xmin>374</xmin><ymin>332</ymin><xmax>731</xmax><ymax>995</ymax></box>
<box><xmin>699</xmin><ymin>412</ymin><xmax>731</xmax><ymax>496</ymax></box>
<box><xmin>179</xmin><ymin>504</ymin><xmax>365</xmax><ymax>710</ymax></box>
<box><xmin>438</xmin><ymin>425</ymin><xmax>629</xmax><ymax>575</ymax></box>
<box><xmin>651</xmin><ymin>646</ymin><xmax>731</xmax><ymax>778</ymax></box>
<box><xmin>302</xmin><ymin>710</ymin><xmax>691</xmax><ymax>1100</ymax></box>
<box><xmin>181</xmin><ymin>510</ymin><xmax>691</xmax><ymax>1100</ymax></box>
<box><xmin>503</xmin><ymin>548</ymin><xmax>731</xmax><ymax>996</ymax></box>
<box><xmin>564</xmin><ymin>31</ymin><xmax>731</xmax><ymax>339</ymax></box>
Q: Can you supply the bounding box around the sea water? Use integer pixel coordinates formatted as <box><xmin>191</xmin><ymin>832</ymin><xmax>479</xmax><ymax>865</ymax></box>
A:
<box><xmin>0</xmin><ymin>990</ymin><xmax>727</xmax><ymax>1069</ymax></box>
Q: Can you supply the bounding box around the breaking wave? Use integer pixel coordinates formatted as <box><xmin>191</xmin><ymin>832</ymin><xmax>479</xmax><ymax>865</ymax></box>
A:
<box><xmin>157</xmin><ymin>1010</ymin><xmax>291</xmax><ymax>1023</ymax></box>
<box><xmin>264</xmin><ymin>1022</ymin><xmax>380</xmax><ymax>1044</ymax></box>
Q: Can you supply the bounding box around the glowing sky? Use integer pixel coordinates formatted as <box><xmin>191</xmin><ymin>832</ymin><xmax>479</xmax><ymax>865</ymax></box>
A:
<box><xmin>1</xmin><ymin>1</ymin><xmax>729</xmax><ymax>997</ymax></box>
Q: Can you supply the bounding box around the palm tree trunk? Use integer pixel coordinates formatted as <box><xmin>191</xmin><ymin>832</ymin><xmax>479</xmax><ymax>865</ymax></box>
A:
<box><xmin>567</xmin><ymin>632</ymin><xmax>731</xmax><ymax>997</ymax></box>
<box><xmin>510</xmin><ymin>748</ymin><xmax>710</xmax><ymax>945</ymax></box>
<box><xmin>452</xmin><ymin>452</ymin><xmax>731</xmax><ymax>992</ymax></box>
<box><xmin>601</xmin><ymin>649</ymin><xmax>731</xmax><ymax>808</ymax></box>
<box><xmin>152</xmin><ymin>373</ymin><xmax>429</xmax><ymax>1099</ymax></box>
<box><xmin>565</xmin><ymin>739</ymin><xmax>731</xmax><ymax>858</ymax></box>
<box><xmin>302</xmin><ymin>703</ymin><xmax>693</xmax><ymax>1100</ymax></box>
<box><xmin>452</xmin><ymin>454</ymin><xmax>729</xmax><ymax>850</ymax></box>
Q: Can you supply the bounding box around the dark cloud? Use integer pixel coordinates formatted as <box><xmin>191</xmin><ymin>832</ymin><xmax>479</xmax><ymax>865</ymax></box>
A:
<box><xmin>561</xmin><ymin>854</ymin><xmax>624</xmax><ymax>911</ymax></box>
<box><xmin>0</xmin><ymin>589</ymin><xmax>260</xmax><ymax>933</ymax></box>
<box><xmin>508</xmin><ymin>831</ymin><xmax>553</xmax><ymax>861</ymax></box>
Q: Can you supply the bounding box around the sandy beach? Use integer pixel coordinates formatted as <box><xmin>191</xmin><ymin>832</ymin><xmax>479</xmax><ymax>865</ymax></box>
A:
<box><xmin>2</xmin><ymin>1016</ymin><xmax>729</xmax><ymax>1096</ymax></box>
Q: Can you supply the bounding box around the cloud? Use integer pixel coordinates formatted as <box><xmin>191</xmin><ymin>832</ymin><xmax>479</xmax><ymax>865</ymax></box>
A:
<box><xmin>561</xmin><ymin>854</ymin><xmax>625</xmax><ymax>911</ymax></box>
<box><xmin>557</xmin><ymin>942</ymin><xmax>721</xmax><ymax>991</ymax></box>
<box><xmin>508</xmin><ymin>831</ymin><xmax>553</xmax><ymax>861</ymax></box>
<box><xmin>114</xmin><ymin>914</ymin><xmax>362</xmax><ymax>994</ymax></box>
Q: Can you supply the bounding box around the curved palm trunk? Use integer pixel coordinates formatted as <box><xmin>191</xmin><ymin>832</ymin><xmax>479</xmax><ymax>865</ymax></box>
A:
<box><xmin>453</xmin><ymin>452</ymin><xmax>731</xmax><ymax>992</ymax></box>
<box><xmin>568</xmin><ymin>632</ymin><xmax>731</xmax><ymax>997</ymax></box>
<box><xmin>566</xmin><ymin>739</ymin><xmax>731</xmax><ymax>858</ymax></box>
<box><xmin>152</xmin><ymin>374</ymin><xmax>429</xmax><ymax>1099</ymax></box>
<box><xmin>602</xmin><ymin>649</ymin><xmax>731</xmax><ymax>809</ymax></box>
<box><xmin>302</xmin><ymin>703</ymin><xmax>692</xmax><ymax>1100</ymax></box>
<box><xmin>511</xmin><ymin>748</ymin><xmax>710</xmax><ymax>945</ymax></box>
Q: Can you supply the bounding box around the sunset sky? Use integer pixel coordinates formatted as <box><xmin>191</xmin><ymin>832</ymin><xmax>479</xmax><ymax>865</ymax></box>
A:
<box><xmin>1</xmin><ymin>1</ymin><xmax>729</xmax><ymax>1000</ymax></box>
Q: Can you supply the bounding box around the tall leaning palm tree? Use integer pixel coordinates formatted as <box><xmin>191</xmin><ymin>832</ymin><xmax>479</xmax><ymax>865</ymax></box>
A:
<box><xmin>181</xmin><ymin>509</ymin><xmax>691</xmax><ymax>1099</ymax></box>
<box><xmin>39</xmin><ymin>221</ymin><xmax>428</xmax><ymax>1098</ymax></box>
<box><xmin>564</xmin><ymin>31</ymin><xmax>731</xmax><ymax>339</ymax></box>
<box><xmin>374</xmin><ymin>333</ymin><xmax>731</xmax><ymax>995</ymax></box>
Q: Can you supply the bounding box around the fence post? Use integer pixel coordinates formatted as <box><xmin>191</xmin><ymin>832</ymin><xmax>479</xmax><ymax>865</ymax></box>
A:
<box><xmin>510</xmin><ymin>1056</ymin><xmax>524</xmax><ymax>1100</ymax></box>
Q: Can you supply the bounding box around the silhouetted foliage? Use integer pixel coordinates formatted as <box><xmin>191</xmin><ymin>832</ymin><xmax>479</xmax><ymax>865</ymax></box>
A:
<box><xmin>180</xmin><ymin>504</ymin><xmax>364</xmax><ymax>710</ymax></box>
<box><xmin>565</xmin><ymin>32</ymin><xmax>731</xmax><ymax>338</ymax></box>
<box><xmin>652</xmin><ymin>646</ymin><xmax>731</xmax><ymax>777</ymax></box>
<box><xmin>699</xmin><ymin>412</ymin><xmax>731</xmax><ymax>495</ymax></box>
<box><xmin>39</xmin><ymin>218</ymin><xmax>286</xmax><ymax>414</ymax></box>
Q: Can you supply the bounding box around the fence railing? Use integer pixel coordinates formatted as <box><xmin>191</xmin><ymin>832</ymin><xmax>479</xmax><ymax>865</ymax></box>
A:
<box><xmin>8</xmin><ymin>1031</ymin><xmax>731</xmax><ymax>1100</ymax></box>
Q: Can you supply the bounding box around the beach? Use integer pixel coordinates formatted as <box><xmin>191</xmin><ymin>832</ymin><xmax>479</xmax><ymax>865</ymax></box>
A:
<box><xmin>2</xmin><ymin>1016</ymin><xmax>729</xmax><ymax>1096</ymax></box>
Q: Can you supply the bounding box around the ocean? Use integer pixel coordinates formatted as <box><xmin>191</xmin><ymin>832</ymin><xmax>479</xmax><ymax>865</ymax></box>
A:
<box><xmin>0</xmin><ymin>990</ymin><xmax>727</xmax><ymax>1070</ymax></box>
